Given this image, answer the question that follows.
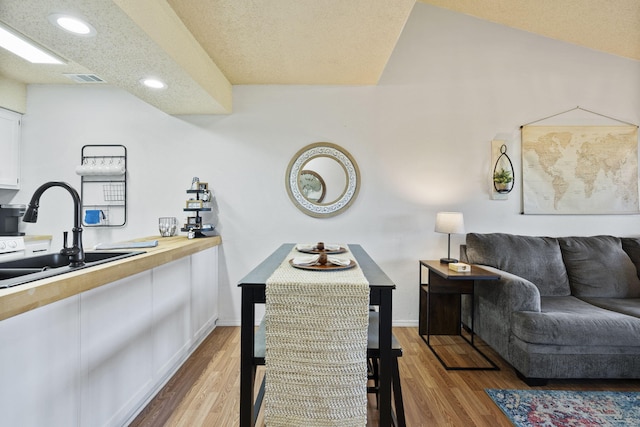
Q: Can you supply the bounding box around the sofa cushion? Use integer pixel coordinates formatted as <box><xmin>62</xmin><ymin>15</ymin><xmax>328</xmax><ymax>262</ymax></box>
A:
<box><xmin>465</xmin><ymin>233</ymin><xmax>570</xmax><ymax>296</ymax></box>
<box><xmin>579</xmin><ymin>297</ymin><xmax>640</xmax><ymax>319</ymax></box>
<box><xmin>559</xmin><ymin>236</ymin><xmax>640</xmax><ymax>298</ymax></box>
<box><xmin>621</xmin><ymin>237</ymin><xmax>640</xmax><ymax>279</ymax></box>
<box><xmin>511</xmin><ymin>296</ymin><xmax>640</xmax><ymax>346</ymax></box>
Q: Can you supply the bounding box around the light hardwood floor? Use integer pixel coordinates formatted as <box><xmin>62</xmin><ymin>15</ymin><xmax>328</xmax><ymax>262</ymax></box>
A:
<box><xmin>130</xmin><ymin>327</ymin><xmax>640</xmax><ymax>426</ymax></box>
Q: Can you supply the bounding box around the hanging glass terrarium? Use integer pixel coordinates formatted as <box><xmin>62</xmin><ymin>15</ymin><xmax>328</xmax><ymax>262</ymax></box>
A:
<box><xmin>493</xmin><ymin>144</ymin><xmax>514</xmax><ymax>194</ymax></box>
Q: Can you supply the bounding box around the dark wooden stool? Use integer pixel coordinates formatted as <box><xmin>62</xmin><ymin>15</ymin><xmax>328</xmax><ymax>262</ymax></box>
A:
<box><xmin>367</xmin><ymin>311</ymin><xmax>406</xmax><ymax>427</ymax></box>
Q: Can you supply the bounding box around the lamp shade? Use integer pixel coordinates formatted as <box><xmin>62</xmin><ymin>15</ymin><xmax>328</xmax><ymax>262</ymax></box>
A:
<box><xmin>434</xmin><ymin>212</ymin><xmax>465</xmax><ymax>234</ymax></box>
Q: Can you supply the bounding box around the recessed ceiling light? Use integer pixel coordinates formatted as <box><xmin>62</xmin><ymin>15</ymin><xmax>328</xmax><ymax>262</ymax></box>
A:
<box><xmin>0</xmin><ymin>22</ymin><xmax>64</xmax><ymax>64</ymax></box>
<box><xmin>48</xmin><ymin>14</ymin><xmax>96</xmax><ymax>37</ymax></box>
<box><xmin>141</xmin><ymin>78</ymin><xmax>167</xmax><ymax>89</ymax></box>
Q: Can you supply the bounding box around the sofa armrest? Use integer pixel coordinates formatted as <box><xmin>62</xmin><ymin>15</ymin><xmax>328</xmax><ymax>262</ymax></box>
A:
<box><xmin>470</xmin><ymin>265</ymin><xmax>541</xmax><ymax>359</ymax></box>
<box><xmin>476</xmin><ymin>266</ymin><xmax>541</xmax><ymax>313</ymax></box>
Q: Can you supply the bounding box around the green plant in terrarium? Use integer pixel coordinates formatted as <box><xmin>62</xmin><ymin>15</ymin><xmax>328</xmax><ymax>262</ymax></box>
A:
<box><xmin>493</xmin><ymin>167</ymin><xmax>513</xmax><ymax>193</ymax></box>
<box><xmin>493</xmin><ymin>168</ymin><xmax>513</xmax><ymax>184</ymax></box>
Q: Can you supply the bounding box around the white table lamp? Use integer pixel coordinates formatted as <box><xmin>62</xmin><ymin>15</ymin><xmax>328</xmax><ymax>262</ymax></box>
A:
<box><xmin>434</xmin><ymin>212</ymin><xmax>465</xmax><ymax>264</ymax></box>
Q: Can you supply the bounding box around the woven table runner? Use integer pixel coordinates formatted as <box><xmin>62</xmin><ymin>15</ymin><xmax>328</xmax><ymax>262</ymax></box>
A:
<box><xmin>265</xmin><ymin>245</ymin><xmax>370</xmax><ymax>427</ymax></box>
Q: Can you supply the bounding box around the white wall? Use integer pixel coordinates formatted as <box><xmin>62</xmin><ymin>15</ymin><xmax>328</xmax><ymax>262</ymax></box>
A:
<box><xmin>6</xmin><ymin>4</ymin><xmax>640</xmax><ymax>325</ymax></box>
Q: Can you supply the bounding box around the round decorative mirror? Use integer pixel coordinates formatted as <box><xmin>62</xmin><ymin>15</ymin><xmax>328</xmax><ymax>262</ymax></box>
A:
<box><xmin>286</xmin><ymin>142</ymin><xmax>360</xmax><ymax>218</ymax></box>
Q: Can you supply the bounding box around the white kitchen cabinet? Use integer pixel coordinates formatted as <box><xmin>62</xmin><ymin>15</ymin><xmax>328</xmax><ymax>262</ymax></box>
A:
<box><xmin>80</xmin><ymin>270</ymin><xmax>154</xmax><ymax>427</ymax></box>
<box><xmin>152</xmin><ymin>257</ymin><xmax>192</xmax><ymax>376</ymax></box>
<box><xmin>0</xmin><ymin>295</ymin><xmax>81</xmax><ymax>427</ymax></box>
<box><xmin>0</xmin><ymin>108</ymin><xmax>21</xmax><ymax>189</ymax></box>
<box><xmin>191</xmin><ymin>246</ymin><xmax>219</xmax><ymax>337</ymax></box>
<box><xmin>0</xmin><ymin>246</ymin><xmax>219</xmax><ymax>427</ymax></box>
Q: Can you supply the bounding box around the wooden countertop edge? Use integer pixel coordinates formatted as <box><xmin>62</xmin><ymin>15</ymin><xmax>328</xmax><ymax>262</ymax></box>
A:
<box><xmin>23</xmin><ymin>235</ymin><xmax>53</xmax><ymax>242</ymax></box>
<box><xmin>0</xmin><ymin>235</ymin><xmax>222</xmax><ymax>322</ymax></box>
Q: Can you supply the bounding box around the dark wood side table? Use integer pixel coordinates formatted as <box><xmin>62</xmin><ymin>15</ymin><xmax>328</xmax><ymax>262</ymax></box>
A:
<box><xmin>419</xmin><ymin>260</ymin><xmax>500</xmax><ymax>370</ymax></box>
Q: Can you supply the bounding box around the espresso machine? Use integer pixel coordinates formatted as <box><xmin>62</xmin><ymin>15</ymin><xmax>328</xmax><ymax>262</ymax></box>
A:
<box><xmin>0</xmin><ymin>204</ymin><xmax>26</xmax><ymax>236</ymax></box>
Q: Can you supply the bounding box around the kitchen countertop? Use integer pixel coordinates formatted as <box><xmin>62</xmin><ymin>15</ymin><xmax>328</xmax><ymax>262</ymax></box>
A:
<box><xmin>0</xmin><ymin>235</ymin><xmax>222</xmax><ymax>322</ymax></box>
<box><xmin>23</xmin><ymin>235</ymin><xmax>53</xmax><ymax>242</ymax></box>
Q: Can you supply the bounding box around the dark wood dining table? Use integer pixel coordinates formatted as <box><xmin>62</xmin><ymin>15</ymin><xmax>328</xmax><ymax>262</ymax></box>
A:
<box><xmin>238</xmin><ymin>243</ymin><xmax>396</xmax><ymax>426</ymax></box>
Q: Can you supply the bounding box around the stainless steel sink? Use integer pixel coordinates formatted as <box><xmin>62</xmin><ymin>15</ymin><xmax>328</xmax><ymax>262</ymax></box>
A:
<box><xmin>0</xmin><ymin>251</ymin><xmax>144</xmax><ymax>289</ymax></box>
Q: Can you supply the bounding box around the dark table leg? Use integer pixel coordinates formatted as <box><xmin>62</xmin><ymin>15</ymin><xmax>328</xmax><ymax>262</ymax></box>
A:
<box><xmin>240</xmin><ymin>287</ymin><xmax>256</xmax><ymax>427</ymax></box>
<box><xmin>378</xmin><ymin>288</ymin><xmax>393</xmax><ymax>426</ymax></box>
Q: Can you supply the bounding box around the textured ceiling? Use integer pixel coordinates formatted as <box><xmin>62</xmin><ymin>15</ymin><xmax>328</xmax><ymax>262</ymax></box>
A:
<box><xmin>0</xmin><ymin>0</ymin><xmax>232</xmax><ymax>114</ymax></box>
<box><xmin>419</xmin><ymin>0</ymin><xmax>640</xmax><ymax>61</ymax></box>
<box><xmin>166</xmin><ymin>0</ymin><xmax>416</xmax><ymax>85</ymax></box>
<box><xmin>0</xmin><ymin>0</ymin><xmax>638</xmax><ymax>115</ymax></box>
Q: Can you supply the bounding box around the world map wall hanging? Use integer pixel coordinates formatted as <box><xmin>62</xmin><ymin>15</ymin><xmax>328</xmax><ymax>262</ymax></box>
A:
<box><xmin>521</xmin><ymin>125</ymin><xmax>639</xmax><ymax>214</ymax></box>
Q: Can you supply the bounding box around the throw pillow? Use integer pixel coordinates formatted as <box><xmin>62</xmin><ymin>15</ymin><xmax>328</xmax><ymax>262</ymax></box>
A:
<box><xmin>559</xmin><ymin>236</ymin><xmax>640</xmax><ymax>298</ymax></box>
<box><xmin>465</xmin><ymin>233</ymin><xmax>571</xmax><ymax>296</ymax></box>
<box><xmin>621</xmin><ymin>237</ymin><xmax>640</xmax><ymax>279</ymax></box>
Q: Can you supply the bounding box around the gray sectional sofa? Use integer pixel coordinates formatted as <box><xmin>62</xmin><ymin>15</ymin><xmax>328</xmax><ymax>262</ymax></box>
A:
<box><xmin>460</xmin><ymin>233</ymin><xmax>640</xmax><ymax>385</ymax></box>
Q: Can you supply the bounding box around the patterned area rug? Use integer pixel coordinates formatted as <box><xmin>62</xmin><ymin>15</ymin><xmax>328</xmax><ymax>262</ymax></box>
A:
<box><xmin>486</xmin><ymin>389</ymin><xmax>640</xmax><ymax>427</ymax></box>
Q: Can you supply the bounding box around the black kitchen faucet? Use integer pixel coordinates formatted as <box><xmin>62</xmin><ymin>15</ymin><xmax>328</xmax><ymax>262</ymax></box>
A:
<box><xmin>23</xmin><ymin>181</ymin><xmax>84</xmax><ymax>267</ymax></box>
